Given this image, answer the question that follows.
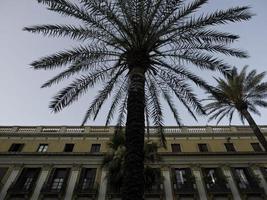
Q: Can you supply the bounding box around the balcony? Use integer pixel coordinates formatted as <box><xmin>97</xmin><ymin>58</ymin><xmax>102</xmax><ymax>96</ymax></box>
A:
<box><xmin>260</xmin><ymin>167</ymin><xmax>267</xmax><ymax>181</ymax></box>
<box><xmin>144</xmin><ymin>184</ymin><xmax>164</xmax><ymax>199</ymax></box>
<box><xmin>206</xmin><ymin>183</ymin><xmax>231</xmax><ymax>195</ymax></box>
<box><xmin>172</xmin><ymin>168</ymin><xmax>198</xmax><ymax>199</ymax></box>
<box><xmin>205</xmin><ymin>183</ymin><xmax>232</xmax><ymax>200</ymax></box>
<box><xmin>203</xmin><ymin>168</ymin><xmax>232</xmax><ymax>198</ymax></box>
<box><xmin>6</xmin><ymin>168</ymin><xmax>40</xmax><ymax>199</ymax></box>
<box><xmin>106</xmin><ymin>184</ymin><xmax>164</xmax><ymax>200</ymax></box>
<box><xmin>173</xmin><ymin>182</ymin><xmax>198</xmax><ymax>197</ymax></box>
<box><xmin>73</xmin><ymin>183</ymin><xmax>98</xmax><ymax>200</ymax></box>
<box><xmin>40</xmin><ymin>183</ymin><xmax>67</xmax><ymax>199</ymax></box>
<box><xmin>6</xmin><ymin>182</ymin><xmax>35</xmax><ymax>199</ymax></box>
<box><xmin>232</xmin><ymin>168</ymin><xmax>265</xmax><ymax>198</ymax></box>
<box><xmin>236</xmin><ymin>178</ymin><xmax>264</xmax><ymax>195</ymax></box>
<box><xmin>106</xmin><ymin>186</ymin><xmax>121</xmax><ymax>199</ymax></box>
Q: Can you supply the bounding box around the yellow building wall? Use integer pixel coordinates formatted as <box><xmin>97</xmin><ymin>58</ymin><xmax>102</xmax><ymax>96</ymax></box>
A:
<box><xmin>0</xmin><ymin>136</ymin><xmax>261</xmax><ymax>153</ymax></box>
<box><xmin>0</xmin><ymin>137</ymin><xmax>110</xmax><ymax>153</ymax></box>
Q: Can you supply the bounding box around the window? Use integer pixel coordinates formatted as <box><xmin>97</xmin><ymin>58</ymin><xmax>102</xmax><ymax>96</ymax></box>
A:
<box><xmin>175</xmin><ymin>169</ymin><xmax>186</xmax><ymax>186</ymax></box>
<box><xmin>234</xmin><ymin>168</ymin><xmax>249</xmax><ymax>189</ymax></box>
<box><xmin>37</xmin><ymin>144</ymin><xmax>48</xmax><ymax>152</ymax></box>
<box><xmin>90</xmin><ymin>144</ymin><xmax>101</xmax><ymax>153</ymax></box>
<box><xmin>206</xmin><ymin>169</ymin><xmax>216</xmax><ymax>184</ymax></box>
<box><xmin>80</xmin><ymin>168</ymin><xmax>96</xmax><ymax>190</ymax></box>
<box><xmin>0</xmin><ymin>168</ymin><xmax>8</xmax><ymax>181</ymax></box>
<box><xmin>171</xmin><ymin>144</ymin><xmax>181</xmax><ymax>152</ymax></box>
<box><xmin>15</xmin><ymin>168</ymin><xmax>40</xmax><ymax>190</ymax></box>
<box><xmin>174</xmin><ymin>168</ymin><xmax>192</xmax><ymax>188</ymax></box>
<box><xmin>261</xmin><ymin>168</ymin><xmax>267</xmax><ymax>179</ymax></box>
<box><xmin>224</xmin><ymin>143</ymin><xmax>236</xmax><ymax>152</ymax></box>
<box><xmin>251</xmin><ymin>143</ymin><xmax>263</xmax><ymax>152</ymax></box>
<box><xmin>203</xmin><ymin>168</ymin><xmax>217</xmax><ymax>188</ymax></box>
<box><xmin>52</xmin><ymin>177</ymin><xmax>64</xmax><ymax>190</ymax></box>
<box><xmin>8</xmin><ymin>143</ymin><xmax>24</xmax><ymax>152</ymax></box>
<box><xmin>198</xmin><ymin>144</ymin><xmax>208</xmax><ymax>152</ymax></box>
<box><xmin>50</xmin><ymin>168</ymin><xmax>69</xmax><ymax>190</ymax></box>
<box><xmin>63</xmin><ymin>144</ymin><xmax>74</xmax><ymax>152</ymax></box>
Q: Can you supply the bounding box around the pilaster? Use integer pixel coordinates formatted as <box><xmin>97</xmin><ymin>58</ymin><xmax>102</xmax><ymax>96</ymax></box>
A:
<box><xmin>251</xmin><ymin>165</ymin><xmax>267</xmax><ymax>196</ymax></box>
<box><xmin>162</xmin><ymin>166</ymin><xmax>174</xmax><ymax>200</ymax></box>
<box><xmin>0</xmin><ymin>164</ymin><xmax>22</xmax><ymax>200</ymax></box>
<box><xmin>64</xmin><ymin>164</ymin><xmax>81</xmax><ymax>200</ymax></box>
<box><xmin>191</xmin><ymin>165</ymin><xmax>208</xmax><ymax>200</ymax></box>
<box><xmin>98</xmin><ymin>168</ymin><xmax>107</xmax><ymax>200</ymax></box>
<box><xmin>30</xmin><ymin>165</ymin><xmax>52</xmax><ymax>200</ymax></box>
<box><xmin>221</xmin><ymin>165</ymin><xmax>241</xmax><ymax>200</ymax></box>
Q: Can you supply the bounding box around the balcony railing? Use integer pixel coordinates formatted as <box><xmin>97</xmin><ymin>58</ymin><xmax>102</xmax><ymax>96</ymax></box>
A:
<box><xmin>144</xmin><ymin>184</ymin><xmax>164</xmax><ymax>199</ymax></box>
<box><xmin>106</xmin><ymin>184</ymin><xmax>164</xmax><ymax>199</ymax></box>
<box><xmin>40</xmin><ymin>183</ymin><xmax>67</xmax><ymax>198</ymax></box>
<box><xmin>236</xmin><ymin>179</ymin><xmax>264</xmax><ymax>195</ymax></box>
<box><xmin>173</xmin><ymin>182</ymin><xmax>197</xmax><ymax>195</ymax></box>
<box><xmin>206</xmin><ymin>183</ymin><xmax>231</xmax><ymax>195</ymax></box>
<box><xmin>0</xmin><ymin>126</ymin><xmax>267</xmax><ymax>136</ymax></box>
<box><xmin>74</xmin><ymin>183</ymin><xmax>98</xmax><ymax>199</ymax></box>
<box><xmin>232</xmin><ymin>169</ymin><xmax>265</xmax><ymax>196</ymax></box>
<box><xmin>106</xmin><ymin>186</ymin><xmax>121</xmax><ymax>199</ymax></box>
<box><xmin>6</xmin><ymin>180</ymin><xmax>37</xmax><ymax>199</ymax></box>
<box><xmin>203</xmin><ymin>169</ymin><xmax>231</xmax><ymax>196</ymax></box>
<box><xmin>261</xmin><ymin>169</ymin><xmax>267</xmax><ymax>183</ymax></box>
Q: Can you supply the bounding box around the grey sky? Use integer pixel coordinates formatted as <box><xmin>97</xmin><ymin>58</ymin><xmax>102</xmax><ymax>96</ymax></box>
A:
<box><xmin>0</xmin><ymin>0</ymin><xmax>267</xmax><ymax>126</ymax></box>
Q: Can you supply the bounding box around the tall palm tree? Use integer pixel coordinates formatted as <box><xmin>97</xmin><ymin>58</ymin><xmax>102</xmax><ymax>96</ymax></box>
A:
<box><xmin>24</xmin><ymin>0</ymin><xmax>252</xmax><ymax>199</ymax></box>
<box><xmin>204</xmin><ymin>66</ymin><xmax>267</xmax><ymax>151</ymax></box>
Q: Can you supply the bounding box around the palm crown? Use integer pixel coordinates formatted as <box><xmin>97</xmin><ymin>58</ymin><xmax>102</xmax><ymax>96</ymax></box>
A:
<box><xmin>24</xmin><ymin>0</ymin><xmax>251</xmax><ymax>127</ymax></box>
<box><xmin>24</xmin><ymin>0</ymin><xmax>252</xmax><ymax>198</ymax></box>
<box><xmin>205</xmin><ymin>66</ymin><xmax>267</xmax><ymax>124</ymax></box>
<box><xmin>204</xmin><ymin>66</ymin><xmax>267</xmax><ymax>151</ymax></box>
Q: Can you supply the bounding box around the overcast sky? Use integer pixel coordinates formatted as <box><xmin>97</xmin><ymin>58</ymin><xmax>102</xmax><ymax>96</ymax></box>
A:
<box><xmin>0</xmin><ymin>0</ymin><xmax>267</xmax><ymax>127</ymax></box>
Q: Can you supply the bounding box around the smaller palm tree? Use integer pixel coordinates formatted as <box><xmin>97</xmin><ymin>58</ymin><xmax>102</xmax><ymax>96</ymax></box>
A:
<box><xmin>103</xmin><ymin>131</ymin><xmax>162</xmax><ymax>195</ymax></box>
<box><xmin>204</xmin><ymin>66</ymin><xmax>267</xmax><ymax>151</ymax></box>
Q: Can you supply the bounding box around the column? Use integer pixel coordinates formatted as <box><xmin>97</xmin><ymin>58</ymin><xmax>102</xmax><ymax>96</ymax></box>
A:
<box><xmin>64</xmin><ymin>165</ymin><xmax>80</xmax><ymax>200</ymax></box>
<box><xmin>98</xmin><ymin>169</ymin><xmax>107</xmax><ymax>200</ymax></box>
<box><xmin>162</xmin><ymin>167</ymin><xmax>174</xmax><ymax>200</ymax></box>
<box><xmin>251</xmin><ymin>166</ymin><xmax>267</xmax><ymax>195</ymax></box>
<box><xmin>192</xmin><ymin>166</ymin><xmax>208</xmax><ymax>200</ymax></box>
<box><xmin>30</xmin><ymin>165</ymin><xmax>51</xmax><ymax>200</ymax></box>
<box><xmin>0</xmin><ymin>165</ymin><xmax>21</xmax><ymax>200</ymax></box>
<box><xmin>222</xmin><ymin>166</ymin><xmax>241</xmax><ymax>200</ymax></box>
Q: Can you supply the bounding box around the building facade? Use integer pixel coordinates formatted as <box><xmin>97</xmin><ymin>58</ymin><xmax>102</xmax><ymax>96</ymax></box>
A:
<box><xmin>0</xmin><ymin>125</ymin><xmax>266</xmax><ymax>200</ymax></box>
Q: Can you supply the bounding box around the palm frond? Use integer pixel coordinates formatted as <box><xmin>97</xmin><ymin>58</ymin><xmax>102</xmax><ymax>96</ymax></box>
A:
<box><xmin>105</xmin><ymin>78</ymin><xmax>128</xmax><ymax>126</ymax></box>
<box><xmin>49</xmin><ymin>66</ymin><xmax>113</xmax><ymax>112</ymax></box>
<box><xmin>82</xmin><ymin>69</ymin><xmax>123</xmax><ymax>125</ymax></box>
<box><xmin>152</xmin><ymin>75</ymin><xmax>182</xmax><ymax>126</ymax></box>
<box><xmin>31</xmin><ymin>46</ymin><xmax>118</xmax><ymax>70</ymax></box>
<box><xmin>116</xmin><ymin>92</ymin><xmax>128</xmax><ymax>127</ymax></box>
<box><xmin>23</xmin><ymin>24</ymin><xmax>103</xmax><ymax>41</ymax></box>
<box><xmin>178</xmin><ymin>6</ymin><xmax>252</xmax><ymax>32</ymax></box>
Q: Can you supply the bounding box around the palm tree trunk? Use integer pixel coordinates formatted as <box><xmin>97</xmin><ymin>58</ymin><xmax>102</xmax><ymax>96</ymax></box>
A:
<box><xmin>122</xmin><ymin>67</ymin><xmax>145</xmax><ymax>200</ymax></box>
<box><xmin>241</xmin><ymin>109</ymin><xmax>267</xmax><ymax>151</ymax></box>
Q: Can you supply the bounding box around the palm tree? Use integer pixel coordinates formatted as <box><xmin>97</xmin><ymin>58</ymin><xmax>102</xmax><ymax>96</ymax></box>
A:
<box><xmin>24</xmin><ymin>0</ymin><xmax>252</xmax><ymax>199</ymax></box>
<box><xmin>103</xmin><ymin>132</ymin><xmax>162</xmax><ymax>197</ymax></box>
<box><xmin>204</xmin><ymin>66</ymin><xmax>267</xmax><ymax>151</ymax></box>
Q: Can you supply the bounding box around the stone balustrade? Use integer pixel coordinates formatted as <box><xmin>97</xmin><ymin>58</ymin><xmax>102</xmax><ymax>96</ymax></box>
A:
<box><xmin>0</xmin><ymin>125</ymin><xmax>266</xmax><ymax>135</ymax></box>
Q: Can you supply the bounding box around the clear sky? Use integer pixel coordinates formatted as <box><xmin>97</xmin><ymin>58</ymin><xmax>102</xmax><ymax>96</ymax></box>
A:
<box><xmin>0</xmin><ymin>0</ymin><xmax>267</xmax><ymax>126</ymax></box>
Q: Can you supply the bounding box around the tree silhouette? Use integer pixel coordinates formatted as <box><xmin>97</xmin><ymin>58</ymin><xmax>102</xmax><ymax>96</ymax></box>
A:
<box><xmin>24</xmin><ymin>0</ymin><xmax>252</xmax><ymax>199</ymax></box>
<box><xmin>205</xmin><ymin>66</ymin><xmax>267</xmax><ymax>151</ymax></box>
